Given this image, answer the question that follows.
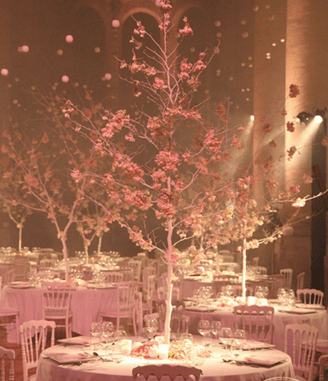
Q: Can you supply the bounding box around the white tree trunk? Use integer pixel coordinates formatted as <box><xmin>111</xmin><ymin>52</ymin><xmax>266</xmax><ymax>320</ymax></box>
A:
<box><xmin>242</xmin><ymin>239</ymin><xmax>247</xmax><ymax>300</ymax></box>
<box><xmin>61</xmin><ymin>238</ymin><xmax>69</xmax><ymax>281</ymax></box>
<box><xmin>18</xmin><ymin>227</ymin><xmax>22</xmax><ymax>252</ymax></box>
<box><xmin>84</xmin><ymin>245</ymin><xmax>89</xmax><ymax>264</ymax></box>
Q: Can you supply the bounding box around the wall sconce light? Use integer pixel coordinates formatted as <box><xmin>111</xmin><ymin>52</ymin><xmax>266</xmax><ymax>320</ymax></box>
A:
<box><xmin>296</xmin><ymin>111</ymin><xmax>313</xmax><ymax>125</ymax></box>
<box><xmin>313</xmin><ymin>109</ymin><xmax>327</xmax><ymax>124</ymax></box>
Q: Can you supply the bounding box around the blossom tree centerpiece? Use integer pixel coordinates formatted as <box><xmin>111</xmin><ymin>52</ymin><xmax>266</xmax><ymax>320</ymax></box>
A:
<box><xmin>57</xmin><ymin>0</ymin><xmax>316</xmax><ymax>341</ymax></box>
<box><xmin>1</xmin><ymin>114</ymin><xmax>104</xmax><ymax>280</ymax></box>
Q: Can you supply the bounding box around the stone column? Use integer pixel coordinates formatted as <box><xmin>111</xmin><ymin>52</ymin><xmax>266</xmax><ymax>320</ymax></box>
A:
<box><xmin>253</xmin><ymin>0</ymin><xmax>287</xmax><ymax>275</ymax></box>
<box><xmin>284</xmin><ymin>0</ymin><xmax>328</xmax><ymax>289</ymax></box>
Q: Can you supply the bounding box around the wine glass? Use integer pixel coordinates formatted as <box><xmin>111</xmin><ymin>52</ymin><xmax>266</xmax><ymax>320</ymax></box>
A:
<box><xmin>219</xmin><ymin>327</ymin><xmax>233</xmax><ymax>350</ymax></box>
<box><xmin>101</xmin><ymin>322</ymin><xmax>114</xmax><ymax>345</ymax></box>
<box><xmin>198</xmin><ymin>319</ymin><xmax>211</xmax><ymax>344</ymax></box>
<box><xmin>211</xmin><ymin>321</ymin><xmax>221</xmax><ymax>341</ymax></box>
<box><xmin>90</xmin><ymin>322</ymin><xmax>102</xmax><ymax>350</ymax></box>
<box><xmin>232</xmin><ymin>329</ymin><xmax>247</xmax><ymax>358</ymax></box>
<box><xmin>146</xmin><ymin>318</ymin><xmax>159</xmax><ymax>339</ymax></box>
<box><xmin>262</xmin><ymin>286</ymin><xmax>269</xmax><ymax>299</ymax></box>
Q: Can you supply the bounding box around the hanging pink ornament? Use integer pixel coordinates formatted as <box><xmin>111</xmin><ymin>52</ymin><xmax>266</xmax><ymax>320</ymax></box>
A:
<box><xmin>65</xmin><ymin>35</ymin><xmax>73</xmax><ymax>43</ymax></box>
<box><xmin>112</xmin><ymin>20</ymin><xmax>120</xmax><ymax>28</ymax></box>
<box><xmin>1</xmin><ymin>68</ymin><xmax>9</xmax><ymax>76</ymax></box>
<box><xmin>61</xmin><ymin>75</ymin><xmax>69</xmax><ymax>83</ymax></box>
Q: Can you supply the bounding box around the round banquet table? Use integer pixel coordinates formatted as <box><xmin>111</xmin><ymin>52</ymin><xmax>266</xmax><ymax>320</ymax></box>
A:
<box><xmin>183</xmin><ymin>305</ymin><xmax>328</xmax><ymax>351</ymax></box>
<box><xmin>36</xmin><ymin>342</ymin><xmax>294</xmax><ymax>381</ymax></box>
<box><xmin>0</xmin><ymin>285</ymin><xmax>117</xmax><ymax>342</ymax></box>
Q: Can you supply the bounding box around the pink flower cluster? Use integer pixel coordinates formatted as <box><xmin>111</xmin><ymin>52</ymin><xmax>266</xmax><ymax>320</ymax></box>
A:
<box><xmin>101</xmin><ymin>110</ymin><xmax>130</xmax><ymax>139</ymax></box>
<box><xmin>179</xmin><ymin>17</ymin><xmax>193</xmax><ymax>37</ymax></box>
<box><xmin>289</xmin><ymin>84</ymin><xmax>300</xmax><ymax>98</ymax></box>
<box><xmin>155</xmin><ymin>150</ymin><xmax>180</xmax><ymax>172</ymax></box>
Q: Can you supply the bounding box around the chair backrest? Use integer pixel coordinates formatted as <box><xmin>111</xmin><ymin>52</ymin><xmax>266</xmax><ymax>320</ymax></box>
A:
<box><xmin>297</xmin><ymin>272</ymin><xmax>305</xmax><ymax>290</ymax></box>
<box><xmin>170</xmin><ymin>313</ymin><xmax>190</xmax><ymax>336</ymax></box>
<box><xmin>41</xmin><ymin>282</ymin><xmax>72</xmax><ymax>315</ymax></box>
<box><xmin>132</xmin><ymin>364</ymin><xmax>202</xmax><ymax>381</ymax></box>
<box><xmin>233</xmin><ymin>305</ymin><xmax>274</xmax><ymax>343</ymax></box>
<box><xmin>284</xmin><ymin>323</ymin><xmax>318</xmax><ymax>381</ymax></box>
<box><xmin>20</xmin><ymin>320</ymin><xmax>56</xmax><ymax>381</ymax></box>
<box><xmin>318</xmin><ymin>354</ymin><xmax>328</xmax><ymax>381</ymax></box>
<box><xmin>280</xmin><ymin>268</ymin><xmax>293</xmax><ymax>289</ymax></box>
<box><xmin>226</xmin><ymin>284</ymin><xmax>253</xmax><ymax>297</ymax></box>
<box><xmin>134</xmin><ymin>291</ymin><xmax>144</xmax><ymax>336</ymax></box>
<box><xmin>252</xmin><ymin>257</ymin><xmax>259</xmax><ymax>266</ymax></box>
<box><xmin>145</xmin><ymin>274</ymin><xmax>157</xmax><ymax>302</ymax></box>
<box><xmin>268</xmin><ymin>274</ymin><xmax>284</xmax><ymax>298</ymax></box>
<box><xmin>104</xmin><ymin>271</ymin><xmax>124</xmax><ymax>283</ymax></box>
<box><xmin>0</xmin><ymin>346</ymin><xmax>15</xmax><ymax>381</ymax></box>
<box><xmin>296</xmin><ymin>288</ymin><xmax>324</xmax><ymax>305</ymax></box>
<box><xmin>116</xmin><ymin>281</ymin><xmax>137</xmax><ymax>311</ymax></box>
<box><xmin>253</xmin><ymin>266</ymin><xmax>267</xmax><ymax>275</ymax></box>
<box><xmin>128</xmin><ymin>259</ymin><xmax>142</xmax><ymax>281</ymax></box>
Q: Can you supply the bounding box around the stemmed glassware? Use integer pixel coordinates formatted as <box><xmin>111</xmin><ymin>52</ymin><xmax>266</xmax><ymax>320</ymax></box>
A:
<box><xmin>146</xmin><ymin>318</ymin><xmax>159</xmax><ymax>339</ymax></box>
<box><xmin>231</xmin><ymin>329</ymin><xmax>247</xmax><ymax>360</ymax></box>
<box><xmin>90</xmin><ymin>322</ymin><xmax>102</xmax><ymax>350</ymax></box>
<box><xmin>198</xmin><ymin>319</ymin><xmax>211</xmax><ymax>344</ymax></box>
<box><xmin>219</xmin><ymin>327</ymin><xmax>233</xmax><ymax>350</ymax></box>
<box><xmin>211</xmin><ymin>321</ymin><xmax>221</xmax><ymax>341</ymax></box>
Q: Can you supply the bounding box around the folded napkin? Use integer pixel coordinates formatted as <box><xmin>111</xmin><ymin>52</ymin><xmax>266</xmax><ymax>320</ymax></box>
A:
<box><xmin>243</xmin><ymin>354</ymin><xmax>285</xmax><ymax>367</ymax></box>
<box><xmin>47</xmin><ymin>352</ymin><xmax>97</xmax><ymax>364</ymax></box>
<box><xmin>58</xmin><ymin>336</ymin><xmax>93</xmax><ymax>345</ymax></box>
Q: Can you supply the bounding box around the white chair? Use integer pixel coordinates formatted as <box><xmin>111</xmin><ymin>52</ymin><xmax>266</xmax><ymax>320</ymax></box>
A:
<box><xmin>132</xmin><ymin>364</ymin><xmax>202</xmax><ymax>381</ymax></box>
<box><xmin>157</xmin><ymin>285</ymin><xmax>180</xmax><ymax>301</ymax></box>
<box><xmin>296</xmin><ymin>289</ymin><xmax>324</xmax><ymax>305</ymax></box>
<box><xmin>143</xmin><ymin>274</ymin><xmax>157</xmax><ymax>313</ymax></box>
<box><xmin>133</xmin><ymin>291</ymin><xmax>144</xmax><ymax>336</ymax></box>
<box><xmin>253</xmin><ymin>266</ymin><xmax>267</xmax><ymax>275</ymax></box>
<box><xmin>170</xmin><ymin>312</ymin><xmax>190</xmax><ymax>337</ymax></box>
<box><xmin>20</xmin><ymin>320</ymin><xmax>56</xmax><ymax>381</ymax></box>
<box><xmin>233</xmin><ymin>305</ymin><xmax>274</xmax><ymax>343</ymax></box>
<box><xmin>268</xmin><ymin>274</ymin><xmax>284</xmax><ymax>298</ymax></box>
<box><xmin>12</xmin><ymin>257</ymin><xmax>30</xmax><ymax>281</ymax></box>
<box><xmin>103</xmin><ymin>271</ymin><xmax>124</xmax><ymax>283</ymax></box>
<box><xmin>0</xmin><ymin>306</ymin><xmax>20</xmax><ymax>344</ymax></box>
<box><xmin>284</xmin><ymin>323</ymin><xmax>318</xmax><ymax>381</ymax></box>
<box><xmin>318</xmin><ymin>354</ymin><xmax>328</xmax><ymax>381</ymax></box>
<box><xmin>0</xmin><ymin>346</ymin><xmax>15</xmax><ymax>381</ymax></box>
<box><xmin>252</xmin><ymin>257</ymin><xmax>259</xmax><ymax>266</ymax></box>
<box><xmin>297</xmin><ymin>272</ymin><xmax>305</xmax><ymax>290</ymax></box>
<box><xmin>280</xmin><ymin>268</ymin><xmax>293</xmax><ymax>289</ymax></box>
<box><xmin>100</xmin><ymin>281</ymin><xmax>137</xmax><ymax>334</ymax></box>
<box><xmin>41</xmin><ymin>281</ymin><xmax>72</xmax><ymax>338</ymax></box>
<box><xmin>128</xmin><ymin>259</ymin><xmax>142</xmax><ymax>282</ymax></box>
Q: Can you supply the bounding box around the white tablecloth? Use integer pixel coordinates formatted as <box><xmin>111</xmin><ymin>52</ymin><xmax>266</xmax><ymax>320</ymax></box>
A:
<box><xmin>0</xmin><ymin>285</ymin><xmax>117</xmax><ymax>342</ymax></box>
<box><xmin>36</xmin><ymin>343</ymin><xmax>294</xmax><ymax>381</ymax></box>
<box><xmin>183</xmin><ymin>306</ymin><xmax>328</xmax><ymax>351</ymax></box>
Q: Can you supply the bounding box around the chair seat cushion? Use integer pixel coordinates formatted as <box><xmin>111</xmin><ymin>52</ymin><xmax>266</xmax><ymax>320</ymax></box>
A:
<box><xmin>44</xmin><ymin>308</ymin><xmax>72</xmax><ymax>317</ymax></box>
<box><xmin>0</xmin><ymin>308</ymin><xmax>19</xmax><ymax>316</ymax></box>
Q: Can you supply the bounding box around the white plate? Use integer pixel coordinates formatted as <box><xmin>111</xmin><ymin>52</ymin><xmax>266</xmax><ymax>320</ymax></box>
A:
<box><xmin>9</xmin><ymin>282</ymin><xmax>32</xmax><ymax>289</ymax></box>
<box><xmin>278</xmin><ymin>308</ymin><xmax>317</xmax><ymax>314</ymax></box>
<box><xmin>86</xmin><ymin>283</ymin><xmax>114</xmax><ymax>289</ymax></box>
<box><xmin>296</xmin><ymin>304</ymin><xmax>325</xmax><ymax>310</ymax></box>
<box><xmin>58</xmin><ymin>336</ymin><xmax>93</xmax><ymax>346</ymax></box>
<box><xmin>240</xmin><ymin>341</ymin><xmax>275</xmax><ymax>350</ymax></box>
<box><xmin>46</xmin><ymin>352</ymin><xmax>98</xmax><ymax>364</ymax></box>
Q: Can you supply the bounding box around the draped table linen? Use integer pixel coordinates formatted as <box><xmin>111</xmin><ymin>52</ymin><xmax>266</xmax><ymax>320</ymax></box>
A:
<box><xmin>36</xmin><ymin>342</ymin><xmax>294</xmax><ymax>381</ymax></box>
<box><xmin>0</xmin><ymin>285</ymin><xmax>117</xmax><ymax>342</ymax></box>
<box><xmin>183</xmin><ymin>305</ymin><xmax>328</xmax><ymax>351</ymax></box>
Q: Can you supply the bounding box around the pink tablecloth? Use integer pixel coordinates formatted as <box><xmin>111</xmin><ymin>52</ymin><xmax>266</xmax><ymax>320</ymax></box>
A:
<box><xmin>36</xmin><ymin>344</ymin><xmax>294</xmax><ymax>381</ymax></box>
<box><xmin>0</xmin><ymin>285</ymin><xmax>117</xmax><ymax>342</ymax></box>
<box><xmin>183</xmin><ymin>307</ymin><xmax>328</xmax><ymax>351</ymax></box>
